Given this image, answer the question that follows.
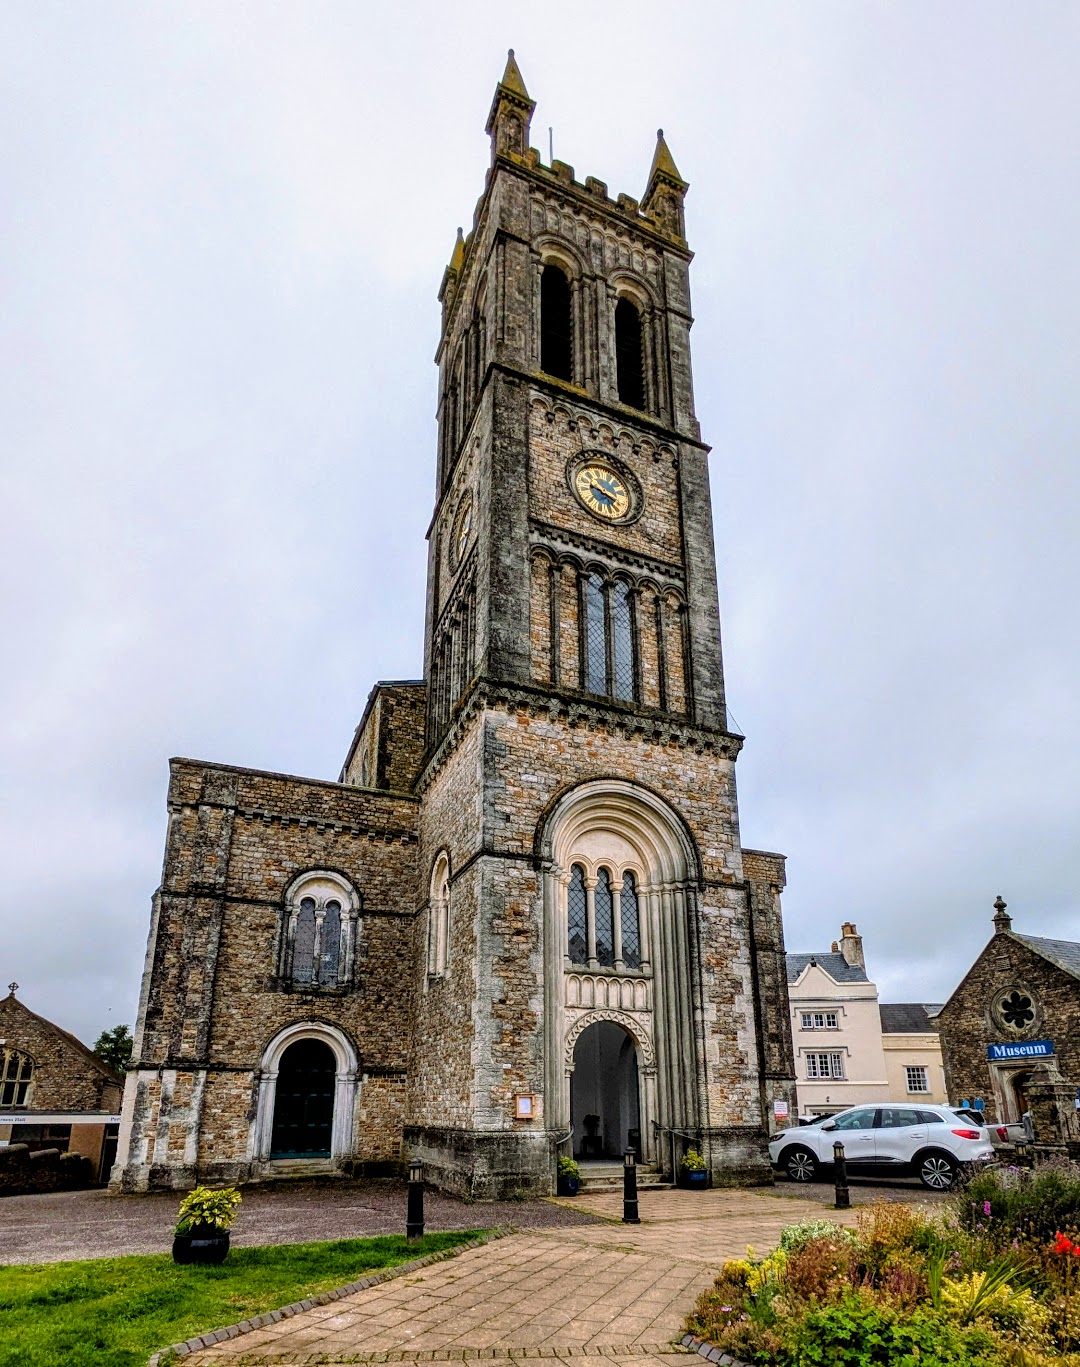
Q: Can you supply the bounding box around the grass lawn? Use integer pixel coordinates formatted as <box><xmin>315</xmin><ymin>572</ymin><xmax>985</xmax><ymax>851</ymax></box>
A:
<box><xmin>0</xmin><ymin>1231</ymin><xmax>481</xmax><ymax>1367</ymax></box>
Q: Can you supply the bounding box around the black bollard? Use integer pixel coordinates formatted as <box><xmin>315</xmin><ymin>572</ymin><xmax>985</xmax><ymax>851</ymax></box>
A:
<box><xmin>623</xmin><ymin>1147</ymin><xmax>641</xmax><ymax>1224</ymax></box>
<box><xmin>407</xmin><ymin>1158</ymin><xmax>425</xmax><ymax>1242</ymax></box>
<box><xmin>833</xmin><ymin>1140</ymin><xmax>850</xmax><ymax>1210</ymax></box>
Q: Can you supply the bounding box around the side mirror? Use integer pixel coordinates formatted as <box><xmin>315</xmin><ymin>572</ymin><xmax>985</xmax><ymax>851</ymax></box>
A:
<box><xmin>821</xmin><ymin>1121</ymin><xmax>837</xmax><ymax>1132</ymax></box>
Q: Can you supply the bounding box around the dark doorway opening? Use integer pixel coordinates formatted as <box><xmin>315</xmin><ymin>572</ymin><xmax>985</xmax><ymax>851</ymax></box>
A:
<box><xmin>571</xmin><ymin>1020</ymin><xmax>640</xmax><ymax>1160</ymax></box>
<box><xmin>270</xmin><ymin>1038</ymin><xmax>335</xmax><ymax>1158</ymax></box>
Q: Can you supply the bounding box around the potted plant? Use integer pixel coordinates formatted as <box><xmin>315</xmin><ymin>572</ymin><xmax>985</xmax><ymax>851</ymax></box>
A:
<box><xmin>557</xmin><ymin>1156</ymin><xmax>581</xmax><ymax>1197</ymax></box>
<box><xmin>680</xmin><ymin>1149</ymin><xmax>708</xmax><ymax>1189</ymax></box>
<box><xmin>172</xmin><ymin>1185</ymin><xmax>242</xmax><ymax>1264</ymax></box>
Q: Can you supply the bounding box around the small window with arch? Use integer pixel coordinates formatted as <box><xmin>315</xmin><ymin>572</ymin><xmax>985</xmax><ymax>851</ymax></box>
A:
<box><xmin>279</xmin><ymin>873</ymin><xmax>358</xmax><ymax>990</ymax></box>
<box><xmin>428</xmin><ymin>852</ymin><xmax>451</xmax><ymax>978</ymax></box>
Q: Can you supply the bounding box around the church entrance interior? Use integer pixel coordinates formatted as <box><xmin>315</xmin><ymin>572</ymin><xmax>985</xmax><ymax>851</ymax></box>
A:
<box><xmin>571</xmin><ymin>1021</ymin><xmax>641</xmax><ymax>1162</ymax></box>
<box><xmin>270</xmin><ymin>1038</ymin><xmax>335</xmax><ymax>1158</ymax></box>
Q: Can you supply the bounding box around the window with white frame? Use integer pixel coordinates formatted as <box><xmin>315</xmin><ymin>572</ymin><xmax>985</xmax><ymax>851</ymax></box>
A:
<box><xmin>428</xmin><ymin>852</ymin><xmax>451</xmax><ymax>978</ymax></box>
<box><xmin>279</xmin><ymin>872</ymin><xmax>358</xmax><ymax>989</ymax></box>
<box><xmin>800</xmin><ymin>1011</ymin><xmax>839</xmax><ymax>1030</ymax></box>
<box><xmin>905</xmin><ymin>1065</ymin><xmax>930</xmax><ymax>1094</ymax></box>
<box><xmin>805</xmin><ymin>1052</ymin><xmax>845</xmax><ymax>1080</ymax></box>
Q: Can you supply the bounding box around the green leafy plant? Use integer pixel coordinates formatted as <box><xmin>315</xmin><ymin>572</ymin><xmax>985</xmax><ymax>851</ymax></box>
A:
<box><xmin>779</xmin><ymin>1218</ymin><xmax>857</xmax><ymax>1254</ymax></box>
<box><xmin>92</xmin><ymin>1024</ymin><xmax>133</xmax><ymax>1073</ymax></box>
<box><xmin>557</xmin><ymin>1156</ymin><xmax>580</xmax><ymax>1179</ymax></box>
<box><xmin>174</xmin><ymin>1186</ymin><xmax>242</xmax><ymax>1235</ymax></box>
<box><xmin>681</xmin><ymin>1148</ymin><xmax>707</xmax><ymax>1171</ymax></box>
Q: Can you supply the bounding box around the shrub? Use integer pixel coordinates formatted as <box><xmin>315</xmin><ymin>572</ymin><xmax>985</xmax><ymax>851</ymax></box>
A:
<box><xmin>784</xmin><ymin>1292</ymin><xmax>1000</xmax><ymax>1366</ymax></box>
<box><xmin>782</xmin><ymin>1234</ymin><xmax>857</xmax><ymax>1305</ymax></box>
<box><xmin>778</xmin><ymin>1218</ymin><xmax>857</xmax><ymax>1254</ymax></box>
<box><xmin>960</xmin><ymin>1161</ymin><xmax>1080</xmax><ymax>1247</ymax></box>
<box><xmin>557</xmin><ymin>1157</ymin><xmax>580</xmax><ymax>1180</ymax></box>
<box><xmin>174</xmin><ymin>1186</ymin><xmax>242</xmax><ymax>1235</ymax></box>
<box><xmin>681</xmin><ymin>1149</ymin><xmax>707</xmax><ymax>1171</ymax></box>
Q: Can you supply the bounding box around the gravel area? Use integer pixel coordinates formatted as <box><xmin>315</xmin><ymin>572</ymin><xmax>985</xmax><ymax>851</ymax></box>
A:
<box><xmin>0</xmin><ymin>1178</ymin><xmax>605</xmax><ymax>1266</ymax></box>
<box><xmin>770</xmin><ymin>1172</ymin><xmax>952</xmax><ymax>1207</ymax></box>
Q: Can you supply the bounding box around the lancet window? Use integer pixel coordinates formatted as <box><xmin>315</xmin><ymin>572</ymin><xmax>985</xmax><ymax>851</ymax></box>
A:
<box><xmin>428</xmin><ymin>853</ymin><xmax>451</xmax><ymax>978</ymax></box>
<box><xmin>540</xmin><ymin>264</ymin><xmax>573</xmax><ymax>381</ymax></box>
<box><xmin>564</xmin><ymin>863</ymin><xmax>645</xmax><ymax>973</ymax></box>
<box><xmin>615</xmin><ymin>297</ymin><xmax>646</xmax><ymax>409</ymax></box>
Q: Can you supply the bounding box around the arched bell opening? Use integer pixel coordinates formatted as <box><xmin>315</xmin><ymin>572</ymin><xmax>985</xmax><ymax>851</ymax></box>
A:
<box><xmin>570</xmin><ymin>1020</ymin><xmax>641</xmax><ymax>1163</ymax></box>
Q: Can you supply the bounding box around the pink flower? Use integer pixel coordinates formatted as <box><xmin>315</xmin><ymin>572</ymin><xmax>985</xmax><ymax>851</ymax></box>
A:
<box><xmin>983</xmin><ymin>1201</ymin><xmax>992</xmax><ymax>1216</ymax></box>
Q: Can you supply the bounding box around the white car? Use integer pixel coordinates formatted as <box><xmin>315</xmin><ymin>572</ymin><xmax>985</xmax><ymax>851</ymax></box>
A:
<box><xmin>768</xmin><ymin>1103</ymin><xmax>995</xmax><ymax>1190</ymax></box>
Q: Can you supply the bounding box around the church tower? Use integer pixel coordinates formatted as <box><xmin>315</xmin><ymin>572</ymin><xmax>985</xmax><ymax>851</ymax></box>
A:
<box><xmin>111</xmin><ymin>54</ymin><xmax>795</xmax><ymax>1198</ymax></box>
<box><xmin>408</xmin><ymin>54</ymin><xmax>795</xmax><ymax>1191</ymax></box>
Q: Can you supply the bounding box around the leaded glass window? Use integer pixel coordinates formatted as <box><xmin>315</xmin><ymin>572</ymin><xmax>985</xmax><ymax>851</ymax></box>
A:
<box><xmin>567</xmin><ymin>864</ymin><xmax>588</xmax><ymax>965</ymax></box>
<box><xmin>585</xmin><ymin>573</ymin><xmax>607</xmax><ymax>694</ymax></box>
<box><xmin>293</xmin><ymin>897</ymin><xmax>317</xmax><ymax>985</ymax></box>
<box><xmin>595</xmin><ymin>868</ymin><xmax>614</xmax><ymax>968</ymax></box>
<box><xmin>320</xmin><ymin>901</ymin><xmax>342</xmax><ymax>984</ymax></box>
<box><xmin>621</xmin><ymin>872</ymin><xmax>640</xmax><ymax>969</ymax></box>
<box><xmin>612</xmin><ymin>581</ymin><xmax>634</xmax><ymax>700</ymax></box>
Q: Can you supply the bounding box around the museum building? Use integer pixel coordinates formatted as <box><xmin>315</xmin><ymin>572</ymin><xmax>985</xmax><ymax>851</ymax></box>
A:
<box><xmin>935</xmin><ymin>897</ymin><xmax>1080</xmax><ymax>1148</ymax></box>
<box><xmin>112</xmin><ymin>55</ymin><xmax>798</xmax><ymax>1197</ymax></box>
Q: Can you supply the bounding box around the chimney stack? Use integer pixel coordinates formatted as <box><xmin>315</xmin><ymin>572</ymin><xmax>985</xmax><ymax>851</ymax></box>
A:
<box><xmin>838</xmin><ymin>922</ymin><xmax>864</xmax><ymax>969</ymax></box>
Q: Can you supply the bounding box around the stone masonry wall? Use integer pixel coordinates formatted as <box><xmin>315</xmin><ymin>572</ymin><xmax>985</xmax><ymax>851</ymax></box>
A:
<box><xmin>115</xmin><ymin>758</ymin><xmax>420</xmax><ymax>1188</ymax></box>
<box><xmin>0</xmin><ymin>994</ymin><xmax>122</xmax><ymax>1113</ymax></box>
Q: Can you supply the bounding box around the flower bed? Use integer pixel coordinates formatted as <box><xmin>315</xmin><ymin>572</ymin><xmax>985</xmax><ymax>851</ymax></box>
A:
<box><xmin>687</xmin><ymin>1160</ymin><xmax>1080</xmax><ymax>1366</ymax></box>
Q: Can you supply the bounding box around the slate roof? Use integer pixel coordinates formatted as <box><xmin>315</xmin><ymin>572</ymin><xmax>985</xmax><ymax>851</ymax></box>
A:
<box><xmin>879</xmin><ymin>1003</ymin><xmax>943</xmax><ymax>1034</ymax></box>
<box><xmin>1017</xmin><ymin>934</ymin><xmax>1080</xmax><ymax>981</ymax></box>
<box><xmin>786</xmin><ymin>952</ymin><xmax>869</xmax><ymax>985</ymax></box>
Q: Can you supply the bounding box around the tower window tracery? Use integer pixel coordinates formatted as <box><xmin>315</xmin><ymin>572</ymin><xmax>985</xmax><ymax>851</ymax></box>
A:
<box><xmin>428</xmin><ymin>852</ymin><xmax>451</xmax><ymax>978</ymax></box>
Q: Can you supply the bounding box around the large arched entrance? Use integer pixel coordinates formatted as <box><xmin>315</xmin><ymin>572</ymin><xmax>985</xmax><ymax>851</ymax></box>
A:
<box><xmin>571</xmin><ymin>1021</ymin><xmax>640</xmax><ymax>1161</ymax></box>
<box><xmin>539</xmin><ymin>778</ymin><xmax>700</xmax><ymax>1170</ymax></box>
<box><xmin>270</xmin><ymin>1038</ymin><xmax>336</xmax><ymax>1157</ymax></box>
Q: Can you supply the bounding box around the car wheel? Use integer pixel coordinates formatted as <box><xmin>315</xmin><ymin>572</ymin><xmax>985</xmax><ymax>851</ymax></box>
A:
<box><xmin>918</xmin><ymin>1152</ymin><xmax>958</xmax><ymax>1190</ymax></box>
<box><xmin>783</xmin><ymin>1146</ymin><xmax>819</xmax><ymax>1183</ymax></box>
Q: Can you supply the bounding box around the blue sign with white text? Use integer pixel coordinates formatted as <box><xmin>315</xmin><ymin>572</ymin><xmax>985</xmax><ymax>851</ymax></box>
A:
<box><xmin>987</xmin><ymin>1040</ymin><xmax>1054</xmax><ymax>1061</ymax></box>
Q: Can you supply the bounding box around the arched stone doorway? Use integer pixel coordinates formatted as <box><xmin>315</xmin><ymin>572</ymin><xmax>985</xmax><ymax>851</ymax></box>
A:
<box><xmin>571</xmin><ymin>1020</ymin><xmax>640</xmax><ymax>1161</ymax></box>
<box><xmin>539</xmin><ymin>778</ymin><xmax>699</xmax><ymax>1168</ymax></box>
<box><xmin>250</xmin><ymin>1021</ymin><xmax>359</xmax><ymax>1171</ymax></box>
<box><xmin>270</xmin><ymin>1039</ymin><xmax>336</xmax><ymax>1158</ymax></box>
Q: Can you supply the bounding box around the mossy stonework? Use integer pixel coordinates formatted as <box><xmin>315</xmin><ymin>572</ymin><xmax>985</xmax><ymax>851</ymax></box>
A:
<box><xmin>113</xmin><ymin>54</ymin><xmax>798</xmax><ymax>1197</ymax></box>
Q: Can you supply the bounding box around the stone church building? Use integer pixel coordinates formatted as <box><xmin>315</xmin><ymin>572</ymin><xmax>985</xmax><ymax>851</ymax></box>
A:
<box><xmin>935</xmin><ymin>897</ymin><xmax>1080</xmax><ymax>1151</ymax></box>
<box><xmin>113</xmin><ymin>54</ymin><xmax>797</xmax><ymax>1197</ymax></box>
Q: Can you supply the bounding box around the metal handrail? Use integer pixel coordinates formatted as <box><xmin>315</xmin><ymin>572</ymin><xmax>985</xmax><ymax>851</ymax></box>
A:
<box><xmin>652</xmin><ymin>1121</ymin><xmax>703</xmax><ymax>1178</ymax></box>
<box><xmin>554</xmin><ymin>1124</ymin><xmax>574</xmax><ymax>1150</ymax></box>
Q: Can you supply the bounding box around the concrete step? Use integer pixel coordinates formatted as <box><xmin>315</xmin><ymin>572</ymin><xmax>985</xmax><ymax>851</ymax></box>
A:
<box><xmin>577</xmin><ymin>1164</ymin><xmax>672</xmax><ymax>1192</ymax></box>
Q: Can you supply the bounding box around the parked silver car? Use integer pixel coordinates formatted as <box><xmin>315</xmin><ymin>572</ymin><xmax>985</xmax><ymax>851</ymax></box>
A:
<box><xmin>768</xmin><ymin>1103</ymin><xmax>995</xmax><ymax>1190</ymax></box>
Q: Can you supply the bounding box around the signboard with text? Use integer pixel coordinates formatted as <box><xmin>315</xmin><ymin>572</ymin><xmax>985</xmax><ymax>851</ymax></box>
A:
<box><xmin>987</xmin><ymin>1040</ymin><xmax>1054</xmax><ymax>1061</ymax></box>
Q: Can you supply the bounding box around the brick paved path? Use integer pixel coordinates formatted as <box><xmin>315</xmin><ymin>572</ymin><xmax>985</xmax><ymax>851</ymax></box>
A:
<box><xmin>185</xmin><ymin>1189</ymin><xmax>863</xmax><ymax>1366</ymax></box>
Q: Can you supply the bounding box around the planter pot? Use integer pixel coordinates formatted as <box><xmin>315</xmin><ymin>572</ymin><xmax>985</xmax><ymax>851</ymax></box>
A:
<box><xmin>557</xmin><ymin>1177</ymin><xmax>581</xmax><ymax>1197</ymax></box>
<box><xmin>172</xmin><ymin>1226</ymin><xmax>231</xmax><ymax>1265</ymax></box>
<box><xmin>680</xmin><ymin>1169</ymin><xmax>708</xmax><ymax>1190</ymax></box>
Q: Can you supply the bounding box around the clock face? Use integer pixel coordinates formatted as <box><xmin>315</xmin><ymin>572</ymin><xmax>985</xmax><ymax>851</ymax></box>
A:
<box><xmin>450</xmin><ymin>495</ymin><xmax>473</xmax><ymax>569</ymax></box>
<box><xmin>573</xmin><ymin>463</ymin><xmax>632</xmax><ymax>520</ymax></box>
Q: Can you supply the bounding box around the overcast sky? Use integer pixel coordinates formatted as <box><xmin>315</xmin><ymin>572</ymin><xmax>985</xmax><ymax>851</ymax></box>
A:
<box><xmin>2</xmin><ymin>3</ymin><xmax>1079</xmax><ymax>1046</ymax></box>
